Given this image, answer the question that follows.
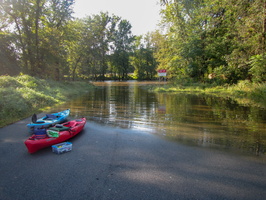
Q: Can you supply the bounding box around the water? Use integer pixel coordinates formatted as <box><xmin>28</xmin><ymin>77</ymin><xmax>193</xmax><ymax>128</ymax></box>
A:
<box><xmin>51</xmin><ymin>81</ymin><xmax>266</xmax><ymax>157</ymax></box>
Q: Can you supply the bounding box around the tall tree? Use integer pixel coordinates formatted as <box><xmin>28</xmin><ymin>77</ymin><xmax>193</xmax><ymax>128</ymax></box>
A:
<box><xmin>159</xmin><ymin>0</ymin><xmax>266</xmax><ymax>83</ymax></box>
<box><xmin>38</xmin><ymin>0</ymin><xmax>74</xmax><ymax>79</ymax></box>
<box><xmin>111</xmin><ymin>19</ymin><xmax>135</xmax><ymax>80</ymax></box>
<box><xmin>131</xmin><ymin>34</ymin><xmax>157</xmax><ymax>80</ymax></box>
<box><xmin>0</xmin><ymin>0</ymin><xmax>74</xmax><ymax>79</ymax></box>
<box><xmin>1</xmin><ymin>0</ymin><xmax>38</xmax><ymax>75</ymax></box>
<box><xmin>64</xmin><ymin>19</ymin><xmax>84</xmax><ymax>81</ymax></box>
<box><xmin>81</xmin><ymin>12</ymin><xmax>115</xmax><ymax>80</ymax></box>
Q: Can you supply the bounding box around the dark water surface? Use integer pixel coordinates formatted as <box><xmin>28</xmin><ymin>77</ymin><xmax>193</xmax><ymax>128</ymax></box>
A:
<box><xmin>51</xmin><ymin>81</ymin><xmax>266</xmax><ymax>158</ymax></box>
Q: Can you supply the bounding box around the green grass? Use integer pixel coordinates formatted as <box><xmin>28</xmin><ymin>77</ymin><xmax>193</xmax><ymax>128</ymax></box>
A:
<box><xmin>0</xmin><ymin>75</ymin><xmax>94</xmax><ymax>127</ymax></box>
<box><xmin>149</xmin><ymin>80</ymin><xmax>266</xmax><ymax>108</ymax></box>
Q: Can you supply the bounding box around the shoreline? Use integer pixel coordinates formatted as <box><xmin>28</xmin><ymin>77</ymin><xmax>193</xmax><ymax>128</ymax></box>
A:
<box><xmin>146</xmin><ymin>81</ymin><xmax>266</xmax><ymax>109</ymax></box>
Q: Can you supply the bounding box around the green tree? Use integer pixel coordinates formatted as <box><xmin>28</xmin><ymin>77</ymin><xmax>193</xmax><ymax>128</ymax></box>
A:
<box><xmin>0</xmin><ymin>31</ymin><xmax>20</xmax><ymax>75</ymax></box>
<box><xmin>80</xmin><ymin>12</ymin><xmax>118</xmax><ymax>80</ymax></box>
<box><xmin>249</xmin><ymin>54</ymin><xmax>266</xmax><ymax>82</ymax></box>
<box><xmin>0</xmin><ymin>0</ymin><xmax>74</xmax><ymax>79</ymax></box>
<box><xmin>111</xmin><ymin>19</ymin><xmax>135</xmax><ymax>80</ymax></box>
<box><xmin>1</xmin><ymin>0</ymin><xmax>41</xmax><ymax>75</ymax></box>
<box><xmin>37</xmin><ymin>0</ymin><xmax>74</xmax><ymax>80</ymax></box>
<box><xmin>130</xmin><ymin>34</ymin><xmax>157</xmax><ymax>80</ymax></box>
<box><xmin>224</xmin><ymin>0</ymin><xmax>266</xmax><ymax>82</ymax></box>
<box><xmin>159</xmin><ymin>0</ymin><xmax>266</xmax><ymax>84</ymax></box>
<box><xmin>63</xmin><ymin>19</ymin><xmax>85</xmax><ymax>81</ymax></box>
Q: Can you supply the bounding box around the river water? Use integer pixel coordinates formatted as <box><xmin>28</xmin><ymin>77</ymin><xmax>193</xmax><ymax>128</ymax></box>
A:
<box><xmin>51</xmin><ymin>81</ymin><xmax>266</xmax><ymax>158</ymax></box>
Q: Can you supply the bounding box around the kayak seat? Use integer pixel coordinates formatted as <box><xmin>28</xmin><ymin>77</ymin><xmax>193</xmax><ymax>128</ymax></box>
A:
<box><xmin>45</xmin><ymin>114</ymin><xmax>58</xmax><ymax>120</ymax></box>
<box><xmin>35</xmin><ymin>121</ymin><xmax>46</xmax><ymax>124</ymax></box>
<box><xmin>48</xmin><ymin>126</ymin><xmax>70</xmax><ymax>132</ymax></box>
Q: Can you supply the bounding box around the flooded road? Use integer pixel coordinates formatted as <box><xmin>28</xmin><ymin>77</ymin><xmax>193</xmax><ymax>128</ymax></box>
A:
<box><xmin>52</xmin><ymin>81</ymin><xmax>266</xmax><ymax>158</ymax></box>
<box><xmin>1</xmin><ymin>81</ymin><xmax>266</xmax><ymax>200</ymax></box>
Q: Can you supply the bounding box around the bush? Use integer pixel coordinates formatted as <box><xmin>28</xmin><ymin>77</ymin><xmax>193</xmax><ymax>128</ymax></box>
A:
<box><xmin>0</xmin><ymin>88</ymin><xmax>30</xmax><ymax>124</ymax></box>
<box><xmin>249</xmin><ymin>54</ymin><xmax>266</xmax><ymax>82</ymax></box>
<box><xmin>0</xmin><ymin>75</ymin><xmax>23</xmax><ymax>88</ymax></box>
<box><xmin>150</xmin><ymin>80</ymin><xmax>266</xmax><ymax>108</ymax></box>
<box><xmin>0</xmin><ymin>75</ymin><xmax>94</xmax><ymax>127</ymax></box>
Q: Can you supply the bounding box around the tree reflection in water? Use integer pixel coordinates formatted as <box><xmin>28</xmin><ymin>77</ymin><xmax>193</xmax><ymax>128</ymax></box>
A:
<box><xmin>51</xmin><ymin>81</ymin><xmax>266</xmax><ymax>157</ymax></box>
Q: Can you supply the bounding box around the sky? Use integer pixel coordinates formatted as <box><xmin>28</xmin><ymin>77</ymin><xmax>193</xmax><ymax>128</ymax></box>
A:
<box><xmin>73</xmin><ymin>0</ymin><xmax>162</xmax><ymax>36</ymax></box>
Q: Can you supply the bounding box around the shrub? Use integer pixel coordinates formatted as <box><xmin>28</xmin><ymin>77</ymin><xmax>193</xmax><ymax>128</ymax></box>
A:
<box><xmin>0</xmin><ymin>75</ymin><xmax>23</xmax><ymax>88</ymax></box>
<box><xmin>0</xmin><ymin>75</ymin><xmax>94</xmax><ymax>127</ymax></box>
<box><xmin>249</xmin><ymin>54</ymin><xmax>266</xmax><ymax>82</ymax></box>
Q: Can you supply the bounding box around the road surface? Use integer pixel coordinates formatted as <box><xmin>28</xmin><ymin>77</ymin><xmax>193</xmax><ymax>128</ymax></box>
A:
<box><xmin>0</xmin><ymin>116</ymin><xmax>265</xmax><ymax>200</ymax></box>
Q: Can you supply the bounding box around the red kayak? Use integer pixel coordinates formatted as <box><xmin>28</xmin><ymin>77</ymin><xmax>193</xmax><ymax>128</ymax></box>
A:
<box><xmin>25</xmin><ymin>118</ymin><xmax>86</xmax><ymax>153</ymax></box>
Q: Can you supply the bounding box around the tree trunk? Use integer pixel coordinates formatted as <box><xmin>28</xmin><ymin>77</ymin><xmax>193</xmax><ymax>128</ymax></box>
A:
<box><xmin>35</xmin><ymin>0</ymin><xmax>41</xmax><ymax>73</ymax></box>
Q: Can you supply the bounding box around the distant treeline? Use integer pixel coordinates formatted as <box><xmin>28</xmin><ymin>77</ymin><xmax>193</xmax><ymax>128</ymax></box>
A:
<box><xmin>0</xmin><ymin>0</ymin><xmax>157</xmax><ymax>81</ymax></box>
<box><xmin>1</xmin><ymin>0</ymin><xmax>265</xmax><ymax>83</ymax></box>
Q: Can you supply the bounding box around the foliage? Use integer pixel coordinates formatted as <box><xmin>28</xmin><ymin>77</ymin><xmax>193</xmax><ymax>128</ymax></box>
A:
<box><xmin>80</xmin><ymin>13</ymin><xmax>113</xmax><ymax>80</ymax></box>
<box><xmin>159</xmin><ymin>0</ymin><xmax>266</xmax><ymax>84</ymax></box>
<box><xmin>0</xmin><ymin>75</ymin><xmax>94</xmax><ymax>127</ymax></box>
<box><xmin>110</xmin><ymin>19</ymin><xmax>135</xmax><ymax>80</ymax></box>
<box><xmin>0</xmin><ymin>2</ymin><xmax>138</xmax><ymax>81</ymax></box>
<box><xmin>0</xmin><ymin>0</ymin><xmax>74</xmax><ymax>79</ymax></box>
<box><xmin>151</xmin><ymin>80</ymin><xmax>266</xmax><ymax>108</ymax></box>
<box><xmin>1</xmin><ymin>0</ymin><xmax>266</xmax><ymax>82</ymax></box>
<box><xmin>0</xmin><ymin>32</ymin><xmax>20</xmax><ymax>75</ymax></box>
<box><xmin>130</xmin><ymin>47</ymin><xmax>156</xmax><ymax>80</ymax></box>
<box><xmin>249</xmin><ymin>54</ymin><xmax>266</xmax><ymax>83</ymax></box>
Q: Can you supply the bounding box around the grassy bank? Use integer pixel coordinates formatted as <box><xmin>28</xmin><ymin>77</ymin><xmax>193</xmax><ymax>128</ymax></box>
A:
<box><xmin>0</xmin><ymin>75</ymin><xmax>94</xmax><ymax>127</ymax></box>
<box><xmin>149</xmin><ymin>80</ymin><xmax>266</xmax><ymax>109</ymax></box>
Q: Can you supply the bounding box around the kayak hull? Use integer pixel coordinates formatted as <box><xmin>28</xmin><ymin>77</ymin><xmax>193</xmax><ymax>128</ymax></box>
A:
<box><xmin>26</xmin><ymin>109</ymin><xmax>70</xmax><ymax>133</ymax></box>
<box><xmin>25</xmin><ymin>118</ymin><xmax>86</xmax><ymax>154</ymax></box>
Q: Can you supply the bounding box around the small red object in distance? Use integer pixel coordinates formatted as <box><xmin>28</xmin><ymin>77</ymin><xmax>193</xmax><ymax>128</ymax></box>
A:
<box><xmin>158</xmin><ymin>69</ymin><xmax>167</xmax><ymax>73</ymax></box>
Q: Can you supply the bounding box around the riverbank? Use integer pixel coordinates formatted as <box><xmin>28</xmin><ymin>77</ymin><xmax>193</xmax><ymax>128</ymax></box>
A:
<box><xmin>0</xmin><ymin>75</ymin><xmax>94</xmax><ymax>127</ymax></box>
<box><xmin>147</xmin><ymin>80</ymin><xmax>266</xmax><ymax>109</ymax></box>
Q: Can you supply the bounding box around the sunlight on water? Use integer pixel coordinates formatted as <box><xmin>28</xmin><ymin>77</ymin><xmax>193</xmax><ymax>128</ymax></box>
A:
<box><xmin>50</xmin><ymin>81</ymin><xmax>266</xmax><ymax>157</ymax></box>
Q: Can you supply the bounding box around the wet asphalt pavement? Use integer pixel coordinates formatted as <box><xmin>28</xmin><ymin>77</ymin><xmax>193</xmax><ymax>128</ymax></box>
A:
<box><xmin>0</xmin><ymin>116</ymin><xmax>266</xmax><ymax>200</ymax></box>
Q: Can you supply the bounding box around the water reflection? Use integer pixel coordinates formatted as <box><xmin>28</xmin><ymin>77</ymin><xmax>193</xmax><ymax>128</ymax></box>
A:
<box><xmin>51</xmin><ymin>81</ymin><xmax>266</xmax><ymax>157</ymax></box>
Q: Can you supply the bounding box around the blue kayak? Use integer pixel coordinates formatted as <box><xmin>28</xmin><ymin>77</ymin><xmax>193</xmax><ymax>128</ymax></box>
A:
<box><xmin>27</xmin><ymin>109</ymin><xmax>70</xmax><ymax>133</ymax></box>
